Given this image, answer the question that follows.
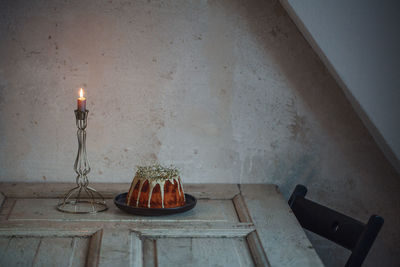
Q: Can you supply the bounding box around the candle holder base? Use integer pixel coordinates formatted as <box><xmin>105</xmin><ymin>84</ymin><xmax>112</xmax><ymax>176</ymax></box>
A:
<box><xmin>57</xmin><ymin>185</ymin><xmax>107</xmax><ymax>214</ymax></box>
<box><xmin>57</xmin><ymin>109</ymin><xmax>108</xmax><ymax>214</ymax></box>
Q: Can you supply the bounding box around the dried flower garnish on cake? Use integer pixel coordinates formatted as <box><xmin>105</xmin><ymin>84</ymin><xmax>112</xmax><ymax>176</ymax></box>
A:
<box><xmin>126</xmin><ymin>164</ymin><xmax>185</xmax><ymax>208</ymax></box>
<box><xmin>136</xmin><ymin>164</ymin><xmax>179</xmax><ymax>180</ymax></box>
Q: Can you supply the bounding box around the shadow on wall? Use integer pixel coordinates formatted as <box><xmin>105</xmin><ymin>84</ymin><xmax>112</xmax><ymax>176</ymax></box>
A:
<box><xmin>235</xmin><ymin>0</ymin><xmax>400</xmax><ymax>266</ymax></box>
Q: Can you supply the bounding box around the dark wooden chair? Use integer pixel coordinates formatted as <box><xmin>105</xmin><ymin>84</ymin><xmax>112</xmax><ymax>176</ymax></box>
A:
<box><xmin>288</xmin><ymin>184</ymin><xmax>384</xmax><ymax>267</ymax></box>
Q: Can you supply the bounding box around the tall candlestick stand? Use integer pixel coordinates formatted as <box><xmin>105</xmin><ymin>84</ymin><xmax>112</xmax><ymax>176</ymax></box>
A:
<box><xmin>57</xmin><ymin>110</ymin><xmax>108</xmax><ymax>214</ymax></box>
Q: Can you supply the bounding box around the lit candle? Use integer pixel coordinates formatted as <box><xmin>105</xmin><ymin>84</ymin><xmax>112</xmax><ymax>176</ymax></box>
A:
<box><xmin>77</xmin><ymin>88</ymin><xmax>86</xmax><ymax>111</ymax></box>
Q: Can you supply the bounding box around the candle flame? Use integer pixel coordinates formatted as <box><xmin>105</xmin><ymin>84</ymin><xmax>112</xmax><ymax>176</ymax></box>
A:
<box><xmin>79</xmin><ymin>88</ymin><xmax>84</xmax><ymax>98</ymax></box>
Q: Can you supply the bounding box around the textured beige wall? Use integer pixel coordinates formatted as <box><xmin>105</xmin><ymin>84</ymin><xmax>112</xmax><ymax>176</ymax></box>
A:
<box><xmin>280</xmin><ymin>0</ymin><xmax>400</xmax><ymax>173</ymax></box>
<box><xmin>0</xmin><ymin>0</ymin><xmax>399</xmax><ymax>266</ymax></box>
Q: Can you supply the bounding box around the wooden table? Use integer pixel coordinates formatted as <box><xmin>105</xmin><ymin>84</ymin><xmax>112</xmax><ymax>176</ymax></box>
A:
<box><xmin>0</xmin><ymin>183</ymin><xmax>323</xmax><ymax>267</ymax></box>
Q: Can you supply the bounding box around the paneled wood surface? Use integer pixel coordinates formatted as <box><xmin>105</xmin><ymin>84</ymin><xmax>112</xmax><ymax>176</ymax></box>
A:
<box><xmin>0</xmin><ymin>183</ymin><xmax>323</xmax><ymax>267</ymax></box>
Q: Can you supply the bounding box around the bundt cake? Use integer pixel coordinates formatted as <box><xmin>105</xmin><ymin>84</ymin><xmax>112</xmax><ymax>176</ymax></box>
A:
<box><xmin>126</xmin><ymin>165</ymin><xmax>185</xmax><ymax>208</ymax></box>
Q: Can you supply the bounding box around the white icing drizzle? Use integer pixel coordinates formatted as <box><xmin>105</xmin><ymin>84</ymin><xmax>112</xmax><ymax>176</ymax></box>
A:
<box><xmin>176</xmin><ymin>178</ymin><xmax>181</xmax><ymax>196</ymax></box>
<box><xmin>178</xmin><ymin>177</ymin><xmax>186</xmax><ymax>201</ymax></box>
<box><xmin>136</xmin><ymin>179</ymin><xmax>145</xmax><ymax>207</ymax></box>
<box><xmin>126</xmin><ymin>175</ymin><xmax>137</xmax><ymax>206</ymax></box>
<box><xmin>147</xmin><ymin>180</ymin><xmax>156</xmax><ymax>208</ymax></box>
<box><xmin>160</xmin><ymin>183</ymin><xmax>165</xmax><ymax>208</ymax></box>
<box><xmin>128</xmin><ymin>175</ymin><xmax>185</xmax><ymax>208</ymax></box>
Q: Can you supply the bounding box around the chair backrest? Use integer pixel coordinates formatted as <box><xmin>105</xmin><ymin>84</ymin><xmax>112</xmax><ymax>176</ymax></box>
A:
<box><xmin>288</xmin><ymin>184</ymin><xmax>384</xmax><ymax>267</ymax></box>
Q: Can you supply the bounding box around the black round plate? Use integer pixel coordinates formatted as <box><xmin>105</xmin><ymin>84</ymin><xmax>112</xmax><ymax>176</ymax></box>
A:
<box><xmin>114</xmin><ymin>192</ymin><xmax>197</xmax><ymax>216</ymax></box>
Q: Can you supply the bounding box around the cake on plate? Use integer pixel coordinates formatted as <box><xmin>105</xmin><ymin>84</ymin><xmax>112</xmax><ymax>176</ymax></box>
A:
<box><xmin>126</xmin><ymin>165</ymin><xmax>185</xmax><ymax>208</ymax></box>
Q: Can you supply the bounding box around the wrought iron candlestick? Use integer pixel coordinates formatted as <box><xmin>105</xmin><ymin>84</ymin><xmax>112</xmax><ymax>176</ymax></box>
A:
<box><xmin>57</xmin><ymin>110</ymin><xmax>108</xmax><ymax>214</ymax></box>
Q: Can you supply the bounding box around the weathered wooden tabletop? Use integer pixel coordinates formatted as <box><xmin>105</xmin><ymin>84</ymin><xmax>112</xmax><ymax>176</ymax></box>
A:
<box><xmin>0</xmin><ymin>183</ymin><xmax>323</xmax><ymax>267</ymax></box>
